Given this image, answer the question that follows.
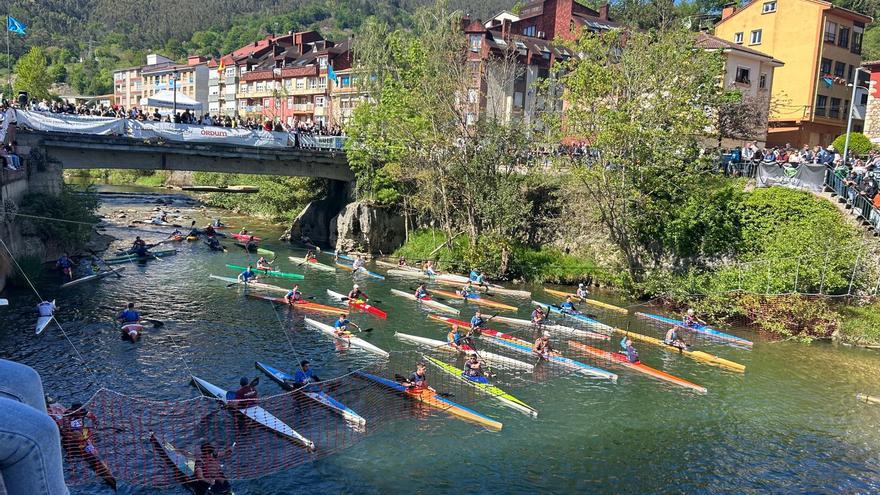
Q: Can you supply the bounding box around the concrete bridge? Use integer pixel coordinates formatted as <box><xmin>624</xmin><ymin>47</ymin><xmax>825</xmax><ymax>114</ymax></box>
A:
<box><xmin>14</xmin><ymin>129</ymin><xmax>354</xmax><ymax>182</ymax></box>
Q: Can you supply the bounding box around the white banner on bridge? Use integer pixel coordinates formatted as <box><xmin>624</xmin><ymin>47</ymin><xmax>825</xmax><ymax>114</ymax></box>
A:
<box><xmin>13</xmin><ymin>110</ymin><xmax>126</xmax><ymax>135</ymax></box>
<box><xmin>129</xmin><ymin>121</ymin><xmax>289</xmax><ymax>148</ymax></box>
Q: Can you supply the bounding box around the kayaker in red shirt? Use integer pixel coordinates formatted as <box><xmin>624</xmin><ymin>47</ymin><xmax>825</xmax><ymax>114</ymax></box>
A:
<box><xmin>233</xmin><ymin>377</ymin><xmax>259</xmax><ymax>408</ymax></box>
<box><xmin>348</xmin><ymin>284</ymin><xmax>368</xmax><ymax>302</ymax></box>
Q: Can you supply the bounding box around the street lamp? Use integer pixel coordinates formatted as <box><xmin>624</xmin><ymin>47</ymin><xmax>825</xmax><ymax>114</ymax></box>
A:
<box><xmin>844</xmin><ymin>66</ymin><xmax>869</xmax><ymax>164</ymax></box>
<box><xmin>171</xmin><ymin>70</ymin><xmax>179</xmax><ymax>119</ymax></box>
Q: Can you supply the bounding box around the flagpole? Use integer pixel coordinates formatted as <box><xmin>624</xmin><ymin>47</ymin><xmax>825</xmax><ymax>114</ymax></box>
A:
<box><xmin>6</xmin><ymin>17</ymin><xmax>10</xmax><ymax>92</ymax></box>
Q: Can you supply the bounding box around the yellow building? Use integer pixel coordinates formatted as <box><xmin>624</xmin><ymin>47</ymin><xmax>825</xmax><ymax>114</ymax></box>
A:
<box><xmin>715</xmin><ymin>0</ymin><xmax>872</xmax><ymax>147</ymax></box>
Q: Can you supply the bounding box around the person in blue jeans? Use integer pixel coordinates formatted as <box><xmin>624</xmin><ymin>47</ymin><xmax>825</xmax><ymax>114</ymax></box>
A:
<box><xmin>0</xmin><ymin>359</ymin><xmax>69</xmax><ymax>494</ymax></box>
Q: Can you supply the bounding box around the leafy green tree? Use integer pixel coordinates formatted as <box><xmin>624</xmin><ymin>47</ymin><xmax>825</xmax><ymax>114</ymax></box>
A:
<box><xmin>832</xmin><ymin>132</ymin><xmax>874</xmax><ymax>156</ymax></box>
<box><xmin>14</xmin><ymin>47</ymin><xmax>54</xmax><ymax>100</ymax></box>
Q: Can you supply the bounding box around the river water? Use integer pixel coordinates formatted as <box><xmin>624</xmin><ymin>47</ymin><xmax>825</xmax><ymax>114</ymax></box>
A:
<box><xmin>2</xmin><ymin>186</ymin><xmax>880</xmax><ymax>494</ymax></box>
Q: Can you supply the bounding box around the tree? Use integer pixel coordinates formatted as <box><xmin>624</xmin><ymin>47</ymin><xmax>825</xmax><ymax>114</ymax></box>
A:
<box><xmin>552</xmin><ymin>29</ymin><xmax>726</xmax><ymax>286</ymax></box>
<box><xmin>14</xmin><ymin>47</ymin><xmax>54</xmax><ymax>100</ymax></box>
<box><xmin>832</xmin><ymin>132</ymin><xmax>874</xmax><ymax>156</ymax></box>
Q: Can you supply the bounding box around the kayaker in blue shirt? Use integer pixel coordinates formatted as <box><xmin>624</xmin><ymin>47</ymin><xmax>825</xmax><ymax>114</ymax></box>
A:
<box><xmin>619</xmin><ymin>336</ymin><xmax>629</xmax><ymax>353</ymax></box>
<box><xmin>334</xmin><ymin>314</ymin><xmax>351</xmax><ymax>336</ymax></box>
<box><xmin>238</xmin><ymin>266</ymin><xmax>256</xmax><ymax>283</ymax></box>
<box><xmin>474</xmin><ymin>271</ymin><xmax>489</xmax><ymax>289</ymax></box>
<box><xmin>117</xmin><ymin>303</ymin><xmax>140</xmax><ymax>324</ymax></box>
<box><xmin>460</xmin><ymin>281</ymin><xmax>477</xmax><ymax>298</ymax></box>
<box><xmin>622</xmin><ymin>337</ymin><xmax>639</xmax><ymax>363</ymax></box>
<box><xmin>292</xmin><ymin>360</ymin><xmax>321</xmax><ymax>389</ymax></box>
<box><xmin>284</xmin><ymin>284</ymin><xmax>303</xmax><ymax>304</ymax></box>
<box><xmin>402</xmin><ymin>362</ymin><xmax>429</xmax><ymax>390</ymax></box>
<box><xmin>447</xmin><ymin>324</ymin><xmax>466</xmax><ymax>350</ymax></box>
<box><xmin>414</xmin><ymin>284</ymin><xmax>429</xmax><ymax>300</ymax></box>
<box><xmin>470</xmin><ymin>310</ymin><xmax>486</xmax><ymax>331</ymax></box>
<box><xmin>56</xmin><ymin>253</ymin><xmax>74</xmax><ymax>280</ymax></box>
<box><xmin>469</xmin><ymin>269</ymin><xmax>480</xmax><ymax>282</ymax></box>
<box><xmin>559</xmin><ymin>296</ymin><xmax>578</xmax><ymax>314</ymax></box>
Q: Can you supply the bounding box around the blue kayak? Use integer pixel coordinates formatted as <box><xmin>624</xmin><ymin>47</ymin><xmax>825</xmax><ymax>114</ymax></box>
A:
<box><xmin>255</xmin><ymin>361</ymin><xmax>366</xmax><ymax>427</ymax></box>
<box><xmin>635</xmin><ymin>312</ymin><xmax>753</xmax><ymax>349</ymax></box>
<box><xmin>482</xmin><ymin>334</ymin><xmax>617</xmax><ymax>382</ymax></box>
<box><xmin>335</xmin><ymin>261</ymin><xmax>386</xmax><ymax>280</ymax></box>
<box><xmin>533</xmin><ymin>300</ymin><xmax>610</xmax><ymax>328</ymax></box>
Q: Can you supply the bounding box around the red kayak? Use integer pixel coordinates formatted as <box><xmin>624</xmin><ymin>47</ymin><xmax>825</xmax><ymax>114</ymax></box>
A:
<box><xmin>121</xmin><ymin>323</ymin><xmax>143</xmax><ymax>342</ymax></box>
<box><xmin>231</xmin><ymin>233</ymin><xmax>262</xmax><ymax>241</ymax></box>
<box><xmin>246</xmin><ymin>293</ymin><xmax>342</xmax><ymax>315</ymax></box>
<box><xmin>427</xmin><ymin>315</ymin><xmax>517</xmax><ymax>340</ymax></box>
<box><xmin>326</xmin><ymin>289</ymin><xmax>387</xmax><ymax>319</ymax></box>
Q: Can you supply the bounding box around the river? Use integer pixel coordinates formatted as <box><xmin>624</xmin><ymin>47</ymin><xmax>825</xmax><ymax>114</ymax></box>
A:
<box><xmin>1</xmin><ymin>186</ymin><xmax>879</xmax><ymax>494</ymax></box>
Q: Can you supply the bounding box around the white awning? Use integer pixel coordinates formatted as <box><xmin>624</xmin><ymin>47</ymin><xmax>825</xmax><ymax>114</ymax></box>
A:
<box><xmin>140</xmin><ymin>90</ymin><xmax>203</xmax><ymax>111</ymax></box>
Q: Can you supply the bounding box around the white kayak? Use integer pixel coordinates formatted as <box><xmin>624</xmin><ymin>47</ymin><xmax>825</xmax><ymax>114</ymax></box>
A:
<box><xmin>304</xmin><ymin>317</ymin><xmax>389</xmax><ymax>357</ymax></box>
<box><xmin>0</xmin><ymin>299</ymin><xmax>7</xmax><ymax>306</ymax></box>
<box><xmin>35</xmin><ymin>300</ymin><xmax>56</xmax><ymax>335</ymax></box>
<box><xmin>394</xmin><ymin>332</ymin><xmax>534</xmax><ymax>371</ymax></box>
<box><xmin>386</xmin><ymin>269</ymin><xmax>469</xmax><ymax>284</ymax></box>
<box><xmin>490</xmin><ymin>315</ymin><xmax>610</xmax><ymax>340</ymax></box>
<box><xmin>389</xmin><ymin>289</ymin><xmax>460</xmax><ymax>314</ymax></box>
<box><xmin>191</xmin><ymin>375</ymin><xmax>315</xmax><ymax>450</ymax></box>
<box><xmin>375</xmin><ymin>260</ymin><xmax>421</xmax><ymax>271</ymax></box>
<box><xmin>61</xmin><ymin>267</ymin><xmax>126</xmax><ymax>289</ymax></box>
<box><xmin>288</xmin><ymin>256</ymin><xmax>335</xmax><ymax>272</ymax></box>
<box><xmin>208</xmin><ymin>274</ymin><xmax>288</xmax><ymax>293</ymax></box>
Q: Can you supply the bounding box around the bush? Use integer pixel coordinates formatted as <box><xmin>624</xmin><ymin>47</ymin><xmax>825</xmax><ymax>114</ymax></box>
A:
<box><xmin>193</xmin><ymin>172</ymin><xmax>327</xmax><ymax>220</ymax></box>
<box><xmin>831</xmin><ymin>132</ymin><xmax>873</xmax><ymax>156</ymax></box>
<box><xmin>19</xmin><ymin>185</ymin><xmax>99</xmax><ymax>247</ymax></box>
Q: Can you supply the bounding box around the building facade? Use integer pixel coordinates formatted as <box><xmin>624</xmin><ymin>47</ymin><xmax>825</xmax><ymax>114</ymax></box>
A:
<box><xmin>113</xmin><ymin>54</ymin><xmax>210</xmax><ymax>115</ymax></box>
<box><xmin>714</xmin><ymin>0</ymin><xmax>872</xmax><ymax>147</ymax></box>
<box><xmin>112</xmin><ymin>67</ymin><xmax>143</xmax><ymax>109</ymax></box>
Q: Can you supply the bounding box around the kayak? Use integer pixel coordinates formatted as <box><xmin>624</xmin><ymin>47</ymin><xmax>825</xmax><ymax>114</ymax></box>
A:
<box><xmin>289</xmin><ymin>256</ymin><xmax>335</xmax><ymax>272</ymax></box>
<box><xmin>430</xmin><ymin>289</ymin><xmax>518</xmax><ymax>311</ymax></box>
<box><xmin>150</xmin><ymin>433</ymin><xmax>222</xmax><ymax>495</ymax></box>
<box><xmin>190</xmin><ymin>375</ymin><xmax>315</xmax><ymax>450</ymax></box>
<box><xmin>105</xmin><ymin>249</ymin><xmax>177</xmax><ymax>264</ymax></box>
<box><xmin>335</xmin><ymin>253</ymin><xmax>355</xmax><ymax>261</ymax></box>
<box><xmin>394</xmin><ymin>332</ymin><xmax>535</xmax><ymax>371</ymax></box>
<box><xmin>353</xmin><ymin>370</ymin><xmax>502</xmax><ymax>430</ymax></box>
<box><xmin>543</xmin><ymin>288</ymin><xmax>628</xmax><ymax>313</ymax></box>
<box><xmin>246</xmin><ymin>293</ymin><xmax>343</xmax><ymax>315</ymax></box>
<box><xmin>434</xmin><ymin>278</ymin><xmax>531</xmax><ymax>298</ymax></box>
<box><xmin>203</xmin><ymin>240</ymin><xmax>226</xmax><ymax>252</ymax></box>
<box><xmin>423</xmin><ymin>355</ymin><xmax>538</xmax><ymax>417</ymax></box>
<box><xmin>533</xmin><ymin>300</ymin><xmax>613</xmax><ymax>330</ymax></box>
<box><xmin>568</xmin><ymin>341</ymin><xmax>707</xmax><ymax>394</ymax></box>
<box><xmin>611</xmin><ymin>327</ymin><xmax>745</xmax><ymax>373</ymax></box>
<box><xmin>386</xmin><ymin>269</ymin><xmax>469</xmax><ymax>284</ymax></box>
<box><xmin>482</xmin><ymin>332</ymin><xmax>617</xmax><ymax>381</ymax></box>
<box><xmin>304</xmin><ymin>317</ymin><xmax>389</xmax><ymax>357</ymax></box>
<box><xmin>326</xmin><ymin>289</ymin><xmax>387</xmax><ymax>319</ymax></box>
<box><xmin>47</xmin><ymin>403</ymin><xmax>117</xmax><ymax>490</ymax></box>
<box><xmin>375</xmin><ymin>259</ymin><xmax>420</xmax><ymax>271</ymax></box>
<box><xmin>635</xmin><ymin>312</ymin><xmax>754</xmax><ymax>349</ymax></box>
<box><xmin>209</xmin><ymin>274</ymin><xmax>287</xmax><ymax>293</ymax></box>
<box><xmin>255</xmin><ymin>361</ymin><xmax>366</xmax><ymax>427</ymax></box>
<box><xmin>121</xmin><ymin>323</ymin><xmax>143</xmax><ymax>342</ymax></box>
<box><xmin>489</xmin><ymin>315</ymin><xmax>609</xmax><ymax>341</ymax></box>
<box><xmin>61</xmin><ymin>267</ymin><xmax>125</xmax><ymax>288</ymax></box>
<box><xmin>231</xmin><ymin>233</ymin><xmax>262</xmax><ymax>241</ymax></box>
<box><xmin>389</xmin><ymin>288</ymin><xmax>460</xmax><ymax>314</ymax></box>
<box><xmin>857</xmin><ymin>393</ymin><xmax>880</xmax><ymax>405</ymax></box>
<box><xmin>226</xmin><ymin>264</ymin><xmax>304</xmax><ymax>280</ymax></box>
<box><xmin>234</xmin><ymin>242</ymin><xmax>275</xmax><ymax>257</ymax></box>
<box><xmin>35</xmin><ymin>300</ymin><xmax>55</xmax><ymax>335</ymax></box>
<box><xmin>335</xmin><ymin>261</ymin><xmax>386</xmax><ymax>280</ymax></box>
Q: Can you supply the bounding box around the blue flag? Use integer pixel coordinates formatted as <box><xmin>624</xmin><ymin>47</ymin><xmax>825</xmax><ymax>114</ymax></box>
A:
<box><xmin>7</xmin><ymin>16</ymin><xmax>26</xmax><ymax>35</ymax></box>
<box><xmin>327</xmin><ymin>64</ymin><xmax>337</xmax><ymax>83</ymax></box>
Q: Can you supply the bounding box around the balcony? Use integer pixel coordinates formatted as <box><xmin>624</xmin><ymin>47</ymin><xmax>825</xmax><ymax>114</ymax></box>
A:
<box><xmin>290</xmin><ymin>103</ymin><xmax>315</xmax><ymax>113</ymax></box>
<box><xmin>225</xmin><ymin>75</ymin><xmax>237</xmax><ymax>85</ymax></box>
<box><xmin>208</xmin><ymin>93</ymin><xmax>219</xmax><ymax>102</ymax></box>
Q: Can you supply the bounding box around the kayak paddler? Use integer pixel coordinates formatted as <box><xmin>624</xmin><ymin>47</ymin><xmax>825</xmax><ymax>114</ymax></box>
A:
<box><xmin>56</xmin><ymin>253</ymin><xmax>74</xmax><ymax>280</ymax></box>
<box><xmin>211</xmin><ymin>218</ymin><xmax>224</xmax><ymax>228</ymax></box>
<box><xmin>447</xmin><ymin>324</ymin><xmax>467</xmax><ymax>351</ymax></box>
<box><xmin>284</xmin><ymin>285</ymin><xmax>303</xmax><ymax>304</ymax></box>
<box><xmin>233</xmin><ymin>376</ymin><xmax>259</xmax><ymax>408</ymax></box>
<box><xmin>462</xmin><ymin>353</ymin><xmax>488</xmax><ymax>382</ymax></box>
<box><xmin>131</xmin><ymin>236</ymin><xmax>148</xmax><ymax>257</ymax></box>
<box><xmin>401</xmin><ymin>362</ymin><xmax>429</xmax><ymax>390</ymax></box>
<box><xmin>532</xmin><ymin>331</ymin><xmax>554</xmax><ymax>360</ymax></box>
<box><xmin>470</xmin><ymin>310</ymin><xmax>486</xmax><ymax>332</ymax></box>
<box><xmin>460</xmin><ymin>281</ymin><xmax>477</xmax><ymax>298</ymax></box>
<box><xmin>531</xmin><ymin>305</ymin><xmax>547</xmax><ymax>325</ymax></box>
<box><xmin>683</xmin><ymin>308</ymin><xmax>705</xmax><ymax>328</ymax></box>
<box><xmin>206</xmin><ymin>236</ymin><xmax>222</xmax><ymax>251</ymax></box>
<box><xmin>576</xmin><ymin>283</ymin><xmax>589</xmax><ymax>299</ymax></box>
<box><xmin>245</xmin><ymin>236</ymin><xmax>259</xmax><ymax>253</ymax></box>
<box><xmin>664</xmin><ymin>326</ymin><xmax>688</xmax><ymax>350</ymax></box>
<box><xmin>77</xmin><ymin>257</ymin><xmax>97</xmax><ymax>277</ymax></box>
<box><xmin>621</xmin><ymin>337</ymin><xmax>639</xmax><ymax>363</ymax></box>
<box><xmin>204</xmin><ymin>224</ymin><xmax>216</xmax><ymax>237</ymax></box>
<box><xmin>293</xmin><ymin>360</ymin><xmax>321</xmax><ymax>390</ymax></box>
<box><xmin>239</xmin><ymin>228</ymin><xmax>249</xmax><ymax>236</ymax></box>
<box><xmin>305</xmin><ymin>250</ymin><xmax>317</xmax><ymax>262</ymax></box>
<box><xmin>238</xmin><ymin>265</ymin><xmax>257</xmax><ymax>283</ymax></box>
<box><xmin>348</xmin><ymin>284</ymin><xmax>368</xmax><ymax>302</ymax></box>
<box><xmin>65</xmin><ymin>403</ymin><xmax>100</xmax><ymax>455</ymax></box>
<box><xmin>352</xmin><ymin>255</ymin><xmax>366</xmax><ymax>270</ymax></box>
<box><xmin>472</xmin><ymin>270</ymin><xmax>489</xmax><ymax>289</ymax></box>
<box><xmin>334</xmin><ymin>313</ymin><xmax>352</xmax><ymax>336</ymax></box>
<box><xmin>38</xmin><ymin>300</ymin><xmax>56</xmax><ymax>318</ymax></box>
<box><xmin>168</xmin><ymin>229</ymin><xmax>183</xmax><ymax>239</ymax></box>
<box><xmin>398</xmin><ymin>256</ymin><xmax>408</xmax><ymax>267</ymax></box>
<box><xmin>425</xmin><ymin>260</ymin><xmax>437</xmax><ymax>277</ymax></box>
<box><xmin>559</xmin><ymin>296</ymin><xmax>578</xmax><ymax>314</ymax></box>
<box><xmin>414</xmin><ymin>284</ymin><xmax>429</xmax><ymax>300</ymax></box>
<box><xmin>256</xmin><ymin>256</ymin><xmax>272</xmax><ymax>270</ymax></box>
<box><xmin>194</xmin><ymin>442</ymin><xmax>233</xmax><ymax>495</ymax></box>
<box><xmin>117</xmin><ymin>302</ymin><xmax>140</xmax><ymax>324</ymax></box>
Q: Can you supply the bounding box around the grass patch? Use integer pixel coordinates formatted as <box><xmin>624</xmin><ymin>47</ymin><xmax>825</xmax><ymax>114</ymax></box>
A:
<box><xmin>836</xmin><ymin>303</ymin><xmax>880</xmax><ymax>344</ymax></box>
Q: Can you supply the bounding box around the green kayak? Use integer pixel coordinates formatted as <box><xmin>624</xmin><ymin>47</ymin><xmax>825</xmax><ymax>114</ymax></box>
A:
<box><xmin>225</xmin><ymin>264</ymin><xmax>304</xmax><ymax>280</ymax></box>
<box><xmin>105</xmin><ymin>249</ymin><xmax>178</xmax><ymax>265</ymax></box>
<box><xmin>234</xmin><ymin>242</ymin><xmax>275</xmax><ymax>257</ymax></box>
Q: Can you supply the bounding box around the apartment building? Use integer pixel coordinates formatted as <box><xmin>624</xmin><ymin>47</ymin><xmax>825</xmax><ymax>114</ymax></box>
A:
<box><xmin>113</xmin><ymin>54</ymin><xmax>209</xmax><ymax>114</ymax></box>
<box><xmin>714</xmin><ymin>0</ymin><xmax>872</xmax><ymax>146</ymax></box>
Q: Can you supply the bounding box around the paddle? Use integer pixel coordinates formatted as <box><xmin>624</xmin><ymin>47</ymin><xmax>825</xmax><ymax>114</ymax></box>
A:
<box><xmin>348</xmin><ymin>321</ymin><xmax>373</xmax><ymax>333</ymax></box>
<box><xmin>87</xmin><ymin>249</ymin><xmax>123</xmax><ymax>279</ymax></box>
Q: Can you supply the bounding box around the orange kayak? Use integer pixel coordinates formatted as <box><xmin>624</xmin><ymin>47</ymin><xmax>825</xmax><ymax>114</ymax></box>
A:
<box><xmin>429</xmin><ymin>289</ymin><xmax>518</xmax><ymax>312</ymax></box>
<box><xmin>246</xmin><ymin>293</ymin><xmax>343</xmax><ymax>315</ymax></box>
<box><xmin>568</xmin><ymin>341</ymin><xmax>707</xmax><ymax>394</ymax></box>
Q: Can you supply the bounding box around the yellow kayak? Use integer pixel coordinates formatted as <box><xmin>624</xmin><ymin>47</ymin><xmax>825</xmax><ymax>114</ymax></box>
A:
<box><xmin>543</xmin><ymin>288</ymin><xmax>627</xmax><ymax>313</ymax></box>
<box><xmin>430</xmin><ymin>289</ymin><xmax>518</xmax><ymax>312</ymax></box>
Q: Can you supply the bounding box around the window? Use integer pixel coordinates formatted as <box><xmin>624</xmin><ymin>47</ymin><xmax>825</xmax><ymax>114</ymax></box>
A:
<box><xmin>749</xmin><ymin>29</ymin><xmax>762</xmax><ymax>45</ymax></box>
<box><xmin>834</xmin><ymin>61</ymin><xmax>846</xmax><ymax>78</ymax></box>
<box><xmin>341</xmin><ymin>75</ymin><xmax>350</xmax><ymax>87</ymax></box>
<box><xmin>816</xmin><ymin>94</ymin><xmax>828</xmax><ymax>116</ymax></box>
<box><xmin>861</xmin><ymin>92</ymin><xmax>869</xmax><ymax>106</ymax></box>
<box><xmin>296</xmin><ymin>78</ymin><xmax>305</xmax><ymax>89</ymax></box>
<box><xmin>762</xmin><ymin>1</ymin><xmax>777</xmax><ymax>13</ymax></box>
<box><xmin>309</xmin><ymin>77</ymin><xmax>318</xmax><ymax>89</ymax></box>
<box><xmin>287</xmin><ymin>97</ymin><xmax>293</xmax><ymax>108</ymax></box>
<box><xmin>734</xmin><ymin>32</ymin><xmax>744</xmax><ymax>44</ymax></box>
<box><xmin>830</xmin><ymin>97</ymin><xmax>841</xmax><ymax>118</ymax></box>
<box><xmin>848</xmin><ymin>65</ymin><xmax>855</xmax><ymax>83</ymax></box>
<box><xmin>852</xmin><ymin>29</ymin><xmax>864</xmax><ymax>54</ymax></box>
<box><xmin>843</xmin><ymin>99</ymin><xmax>850</xmax><ymax>119</ymax></box>
<box><xmin>759</xmin><ymin>73</ymin><xmax>767</xmax><ymax>89</ymax></box>
<box><xmin>263</xmin><ymin>98</ymin><xmax>271</xmax><ymax>108</ymax></box>
<box><xmin>735</xmin><ymin>67</ymin><xmax>751</xmax><ymax>85</ymax></box>
<box><xmin>469</xmin><ymin>34</ymin><xmax>482</xmax><ymax>52</ymax></box>
<box><xmin>315</xmin><ymin>96</ymin><xmax>325</xmax><ymax>107</ymax></box>
<box><xmin>821</xmin><ymin>57</ymin><xmax>832</xmax><ymax>74</ymax></box>
<box><xmin>825</xmin><ymin>21</ymin><xmax>837</xmax><ymax>43</ymax></box>
<box><xmin>513</xmin><ymin>91</ymin><xmax>524</xmax><ymax>108</ymax></box>
<box><xmin>839</xmin><ymin>27</ymin><xmax>850</xmax><ymax>49</ymax></box>
<box><xmin>523</xmin><ymin>25</ymin><xmax>536</xmax><ymax>37</ymax></box>
<box><xmin>318</xmin><ymin>57</ymin><xmax>327</xmax><ymax>69</ymax></box>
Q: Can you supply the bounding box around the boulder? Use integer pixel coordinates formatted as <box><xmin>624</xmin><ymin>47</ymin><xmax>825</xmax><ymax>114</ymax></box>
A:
<box><xmin>283</xmin><ymin>196</ymin><xmax>339</xmax><ymax>246</ymax></box>
<box><xmin>333</xmin><ymin>202</ymin><xmax>405</xmax><ymax>254</ymax></box>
